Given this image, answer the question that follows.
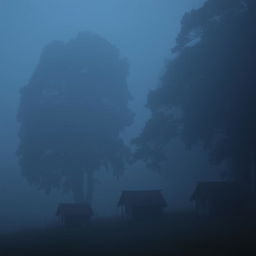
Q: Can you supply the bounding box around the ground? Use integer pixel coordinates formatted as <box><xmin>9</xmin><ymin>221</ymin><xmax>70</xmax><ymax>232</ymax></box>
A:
<box><xmin>0</xmin><ymin>211</ymin><xmax>256</xmax><ymax>255</ymax></box>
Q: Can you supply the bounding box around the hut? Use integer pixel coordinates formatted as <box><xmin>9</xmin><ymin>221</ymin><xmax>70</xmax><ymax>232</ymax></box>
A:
<box><xmin>56</xmin><ymin>203</ymin><xmax>93</xmax><ymax>227</ymax></box>
<box><xmin>118</xmin><ymin>190</ymin><xmax>167</xmax><ymax>220</ymax></box>
<box><xmin>191</xmin><ymin>182</ymin><xmax>248</xmax><ymax>216</ymax></box>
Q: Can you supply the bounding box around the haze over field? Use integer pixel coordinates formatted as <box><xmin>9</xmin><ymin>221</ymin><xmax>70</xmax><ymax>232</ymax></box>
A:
<box><xmin>1</xmin><ymin>0</ymin><xmax>241</xmax><ymax>233</ymax></box>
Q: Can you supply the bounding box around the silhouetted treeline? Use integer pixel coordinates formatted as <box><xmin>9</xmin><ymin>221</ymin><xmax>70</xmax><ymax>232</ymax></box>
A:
<box><xmin>17</xmin><ymin>32</ymin><xmax>134</xmax><ymax>203</ymax></box>
<box><xmin>134</xmin><ymin>0</ymin><xmax>256</xmax><ymax>187</ymax></box>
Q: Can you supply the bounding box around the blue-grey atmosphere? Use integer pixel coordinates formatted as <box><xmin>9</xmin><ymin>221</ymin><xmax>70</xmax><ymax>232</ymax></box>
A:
<box><xmin>0</xmin><ymin>1</ymin><xmax>255</xmax><ymax>255</ymax></box>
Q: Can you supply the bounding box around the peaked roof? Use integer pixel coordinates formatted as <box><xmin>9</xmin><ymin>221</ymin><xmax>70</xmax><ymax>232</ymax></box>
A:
<box><xmin>191</xmin><ymin>182</ymin><xmax>248</xmax><ymax>201</ymax></box>
<box><xmin>56</xmin><ymin>203</ymin><xmax>93</xmax><ymax>216</ymax></box>
<box><xmin>118</xmin><ymin>190</ymin><xmax>167</xmax><ymax>208</ymax></box>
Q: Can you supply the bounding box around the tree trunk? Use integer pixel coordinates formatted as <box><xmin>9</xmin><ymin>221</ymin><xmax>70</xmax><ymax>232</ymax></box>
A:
<box><xmin>86</xmin><ymin>171</ymin><xmax>94</xmax><ymax>205</ymax></box>
<box><xmin>72</xmin><ymin>170</ymin><xmax>85</xmax><ymax>203</ymax></box>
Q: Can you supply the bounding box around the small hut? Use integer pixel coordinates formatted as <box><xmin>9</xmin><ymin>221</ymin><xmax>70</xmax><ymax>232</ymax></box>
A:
<box><xmin>56</xmin><ymin>203</ymin><xmax>93</xmax><ymax>227</ymax></box>
<box><xmin>191</xmin><ymin>182</ymin><xmax>248</xmax><ymax>216</ymax></box>
<box><xmin>118</xmin><ymin>190</ymin><xmax>167</xmax><ymax>220</ymax></box>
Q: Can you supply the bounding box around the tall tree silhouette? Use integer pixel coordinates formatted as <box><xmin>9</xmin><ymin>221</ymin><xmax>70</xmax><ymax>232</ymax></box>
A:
<box><xmin>17</xmin><ymin>32</ymin><xmax>133</xmax><ymax>203</ymax></box>
<box><xmin>134</xmin><ymin>0</ymin><xmax>256</xmax><ymax>186</ymax></box>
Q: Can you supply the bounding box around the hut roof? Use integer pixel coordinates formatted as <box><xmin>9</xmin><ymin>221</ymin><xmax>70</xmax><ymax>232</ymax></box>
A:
<box><xmin>118</xmin><ymin>190</ymin><xmax>167</xmax><ymax>208</ymax></box>
<box><xmin>56</xmin><ymin>203</ymin><xmax>93</xmax><ymax>217</ymax></box>
<box><xmin>191</xmin><ymin>182</ymin><xmax>248</xmax><ymax>201</ymax></box>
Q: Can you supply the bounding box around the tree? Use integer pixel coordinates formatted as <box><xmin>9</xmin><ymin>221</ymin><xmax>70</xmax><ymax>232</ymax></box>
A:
<box><xmin>134</xmin><ymin>0</ymin><xmax>256</xmax><ymax>186</ymax></box>
<box><xmin>17</xmin><ymin>32</ymin><xmax>133</xmax><ymax>203</ymax></box>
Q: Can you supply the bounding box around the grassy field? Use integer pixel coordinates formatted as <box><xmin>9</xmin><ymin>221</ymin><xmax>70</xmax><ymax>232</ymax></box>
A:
<box><xmin>0</xmin><ymin>212</ymin><xmax>256</xmax><ymax>255</ymax></box>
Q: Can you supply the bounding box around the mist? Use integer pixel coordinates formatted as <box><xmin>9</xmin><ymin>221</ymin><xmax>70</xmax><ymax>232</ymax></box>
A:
<box><xmin>0</xmin><ymin>0</ymin><xmax>206</xmax><ymax>230</ymax></box>
<box><xmin>1</xmin><ymin>1</ymin><xmax>254</xmax><ymax>255</ymax></box>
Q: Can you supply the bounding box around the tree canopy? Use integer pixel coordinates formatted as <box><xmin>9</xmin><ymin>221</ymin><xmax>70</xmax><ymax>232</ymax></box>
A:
<box><xmin>17</xmin><ymin>32</ymin><xmax>134</xmax><ymax>202</ymax></box>
<box><xmin>134</xmin><ymin>0</ymin><xmax>256</xmax><ymax>184</ymax></box>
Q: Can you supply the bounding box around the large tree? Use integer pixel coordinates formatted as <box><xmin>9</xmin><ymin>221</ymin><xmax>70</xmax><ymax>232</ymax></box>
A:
<box><xmin>134</xmin><ymin>0</ymin><xmax>256</xmax><ymax>186</ymax></box>
<box><xmin>17</xmin><ymin>32</ymin><xmax>133</xmax><ymax>203</ymax></box>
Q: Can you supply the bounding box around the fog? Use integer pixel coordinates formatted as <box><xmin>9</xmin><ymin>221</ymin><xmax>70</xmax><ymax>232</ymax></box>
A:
<box><xmin>0</xmin><ymin>0</ymin><xmax>218</xmax><ymax>233</ymax></box>
<box><xmin>1</xmin><ymin>1</ymin><xmax>256</xmax><ymax>255</ymax></box>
